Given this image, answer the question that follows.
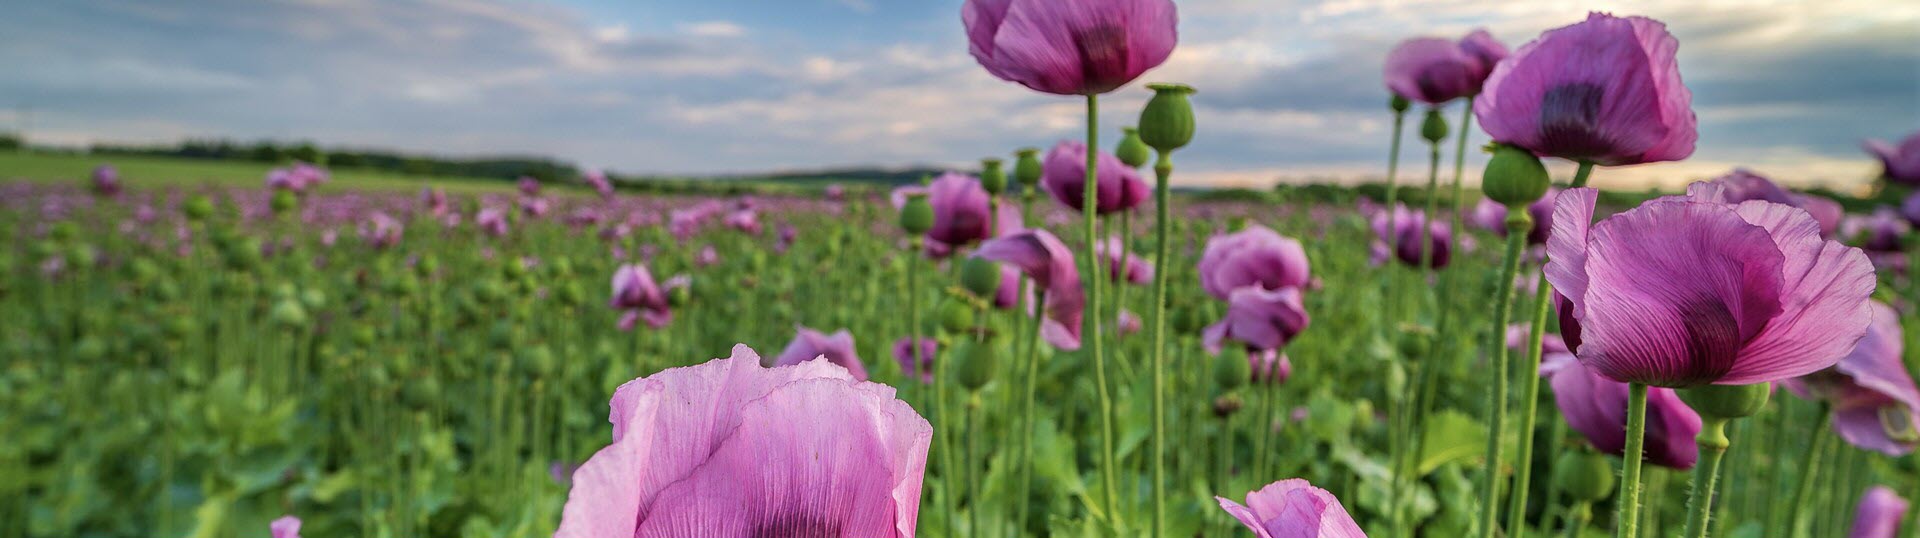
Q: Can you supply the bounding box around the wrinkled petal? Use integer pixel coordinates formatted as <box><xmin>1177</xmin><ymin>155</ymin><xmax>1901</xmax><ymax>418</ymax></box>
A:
<box><xmin>774</xmin><ymin>327</ymin><xmax>869</xmax><ymax>381</ymax></box>
<box><xmin>965</xmin><ymin>0</ymin><xmax>1178</xmax><ymax>95</ymax></box>
<box><xmin>1475</xmin><ymin>13</ymin><xmax>1695</xmax><ymax>165</ymax></box>
<box><xmin>1199</xmin><ymin>224</ymin><xmax>1311</xmax><ymax>300</ymax></box>
<box><xmin>1214</xmin><ymin>479</ymin><xmax>1367</xmax><ymax>538</ymax></box>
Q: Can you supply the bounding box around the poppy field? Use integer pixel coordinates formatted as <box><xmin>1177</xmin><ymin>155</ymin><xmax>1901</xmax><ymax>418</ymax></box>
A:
<box><xmin>6</xmin><ymin>2</ymin><xmax>1920</xmax><ymax>538</ymax></box>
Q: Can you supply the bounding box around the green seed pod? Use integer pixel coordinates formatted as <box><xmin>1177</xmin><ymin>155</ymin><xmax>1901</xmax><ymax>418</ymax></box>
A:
<box><xmin>1139</xmin><ymin>83</ymin><xmax>1197</xmax><ymax>153</ymax></box>
<box><xmin>521</xmin><ymin>345</ymin><xmax>556</xmax><ymax>377</ymax></box>
<box><xmin>899</xmin><ymin>194</ymin><xmax>934</xmax><ymax>235</ymax></box>
<box><xmin>955</xmin><ymin>340</ymin><xmax>998</xmax><ymax>392</ymax></box>
<box><xmin>979</xmin><ymin>158</ymin><xmax>1008</xmax><ymax>195</ymax></box>
<box><xmin>1213</xmin><ymin>394</ymin><xmax>1244</xmax><ymax>418</ymax></box>
<box><xmin>66</xmin><ymin>245</ymin><xmax>97</xmax><ymax>269</ymax></box>
<box><xmin>555</xmin><ymin>281</ymin><xmax>583</xmax><ymax>306</ymax></box>
<box><xmin>668</xmin><ymin>283</ymin><xmax>692</xmax><ymax>307</ymax></box>
<box><xmin>1115</xmin><ymin>127</ymin><xmax>1151</xmax><ymax>168</ymax></box>
<box><xmin>1420</xmin><ymin>108</ymin><xmax>1449</xmax><ymax>144</ymax></box>
<box><xmin>269</xmin><ymin>299</ymin><xmax>309</xmax><ymax>328</ymax></box>
<box><xmin>301</xmin><ymin>288</ymin><xmax>327</xmax><ymax>310</ymax></box>
<box><xmin>270</xmin><ymin>189</ymin><xmax>298</xmax><ymax>215</ymax></box>
<box><xmin>415</xmin><ymin>255</ymin><xmax>439</xmax><ymax>278</ymax></box>
<box><xmin>1555</xmin><ymin>450</ymin><xmax>1616</xmax><ymax>503</ymax></box>
<box><xmin>1013</xmin><ymin>148</ymin><xmax>1044</xmax><ymax>190</ymax></box>
<box><xmin>938</xmin><ymin>300</ymin><xmax>974</xmax><ymax>334</ymax></box>
<box><xmin>1389</xmin><ymin>94</ymin><xmax>1411</xmax><ymax>113</ymax></box>
<box><xmin>1214</xmin><ymin>348</ymin><xmax>1250</xmax><ymax>391</ymax></box>
<box><xmin>49</xmin><ymin>222</ymin><xmax>78</xmax><ymax>243</ymax></box>
<box><xmin>184</xmin><ymin>195</ymin><xmax>215</xmax><ymax>221</ymax></box>
<box><xmin>1482</xmin><ymin>143</ymin><xmax>1551</xmax><ymax>207</ymax></box>
<box><xmin>1679</xmin><ymin>382</ymin><xmax>1772</xmax><ymax>420</ymax></box>
<box><xmin>353</xmin><ymin>325</ymin><xmax>377</xmax><ymax>347</ymax></box>
<box><xmin>959</xmin><ymin>257</ymin><xmax>1001</xmax><ymax>299</ymax></box>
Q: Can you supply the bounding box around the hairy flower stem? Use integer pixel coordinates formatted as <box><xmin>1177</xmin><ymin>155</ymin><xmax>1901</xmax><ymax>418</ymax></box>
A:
<box><xmin>1504</xmin><ymin>271</ymin><xmax>1552</xmax><ymax>537</ymax></box>
<box><xmin>1617</xmin><ymin>383</ymin><xmax>1650</xmax><ymax>538</ymax></box>
<box><xmin>1149</xmin><ymin>151</ymin><xmax>1173</xmax><ymax>538</ymax></box>
<box><xmin>1015</xmin><ymin>289</ymin><xmax>1047</xmax><ymax>534</ymax></box>
<box><xmin>1682</xmin><ymin>418</ymin><xmax>1731</xmax><ymax>538</ymax></box>
<box><xmin>1084</xmin><ymin>93</ymin><xmax>1122</xmax><ymax>532</ymax></box>
<box><xmin>1788</xmin><ymin>411</ymin><xmax>1833</xmax><ymax>538</ymax></box>
<box><xmin>1477</xmin><ymin>209</ymin><xmax>1530</xmax><ymax>538</ymax></box>
<box><xmin>1417</xmin><ymin>114</ymin><xmax>1444</xmax><ymax>275</ymax></box>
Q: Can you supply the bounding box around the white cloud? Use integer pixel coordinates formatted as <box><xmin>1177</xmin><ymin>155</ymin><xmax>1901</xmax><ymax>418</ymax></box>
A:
<box><xmin>678</xmin><ymin>20</ymin><xmax>746</xmax><ymax>38</ymax></box>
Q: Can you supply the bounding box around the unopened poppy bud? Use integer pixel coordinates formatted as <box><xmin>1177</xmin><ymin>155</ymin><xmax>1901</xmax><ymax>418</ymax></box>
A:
<box><xmin>955</xmin><ymin>340</ymin><xmax>997</xmax><ymax>392</ymax></box>
<box><xmin>1678</xmin><ymin>382</ymin><xmax>1771</xmax><ymax>420</ymax></box>
<box><xmin>979</xmin><ymin>158</ymin><xmax>1008</xmax><ymax>195</ymax></box>
<box><xmin>1555</xmin><ymin>450</ymin><xmax>1616</xmax><ymax>503</ymax></box>
<box><xmin>184</xmin><ymin>195</ymin><xmax>215</xmax><ymax>221</ymax></box>
<box><xmin>960</xmin><ymin>257</ymin><xmax>1001</xmax><ymax>298</ymax></box>
<box><xmin>1139</xmin><ymin>83</ymin><xmax>1197</xmax><ymax>153</ymax></box>
<box><xmin>270</xmin><ymin>190</ymin><xmax>298</xmax><ymax>215</ymax></box>
<box><xmin>939</xmin><ymin>300</ymin><xmax>974</xmax><ymax>334</ymax></box>
<box><xmin>1389</xmin><ymin>94</ymin><xmax>1411</xmax><ymax>113</ymax></box>
<box><xmin>1420</xmin><ymin>108</ymin><xmax>1449</xmax><ymax>144</ymax></box>
<box><xmin>270</xmin><ymin>299</ymin><xmax>308</xmax><ymax>328</ymax></box>
<box><xmin>1482</xmin><ymin>143</ymin><xmax>1551</xmax><ymax>207</ymax></box>
<box><xmin>1115</xmin><ymin>127</ymin><xmax>1151</xmax><ymax>168</ymax></box>
<box><xmin>668</xmin><ymin>283</ymin><xmax>692</xmax><ymax>307</ymax></box>
<box><xmin>1013</xmin><ymin>148</ymin><xmax>1043</xmax><ymax>189</ymax></box>
<box><xmin>1215</xmin><ymin>348</ymin><xmax>1251</xmax><ymax>390</ymax></box>
<box><xmin>521</xmin><ymin>345</ymin><xmax>556</xmax><ymax>377</ymax></box>
<box><xmin>899</xmin><ymin>193</ymin><xmax>934</xmax><ymax>235</ymax></box>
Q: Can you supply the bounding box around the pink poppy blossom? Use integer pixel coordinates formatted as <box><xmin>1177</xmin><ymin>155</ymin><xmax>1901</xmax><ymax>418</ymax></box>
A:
<box><xmin>1865</xmin><ymin>131</ymin><xmax>1920</xmax><ymax>186</ymax></box>
<box><xmin>270</xmin><ymin>516</ymin><xmax>301</xmax><ymax>538</ymax></box>
<box><xmin>893</xmin><ymin>336</ymin><xmax>938</xmax><ymax>384</ymax></box>
<box><xmin>1383</xmin><ymin>29</ymin><xmax>1506</xmax><ymax>105</ymax></box>
<box><xmin>1095</xmin><ymin>235</ymin><xmax>1152</xmax><ymax>285</ymax></box>
<box><xmin>1203</xmin><ymin>286</ymin><xmax>1310</xmax><ymax>357</ymax></box>
<box><xmin>1849</xmin><ymin>486</ymin><xmax>1910</xmax><ymax>538</ymax></box>
<box><xmin>1368</xmin><ymin>203</ymin><xmax>1452</xmax><ymax>269</ymax></box>
<box><xmin>1475</xmin><ymin>13</ymin><xmax>1696</xmax><ymax>166</ymax></box>
<box><xmin>773</xmin><ymin>326</ymin><xmax>869</xmax><ymax>381</ymax></box>
<box><xmin>1198</xmin><ymin>224</ymin><xmax>1311</xmax><ymax>300</ymax></box>
<box><xmin>1540</xmin><ymin>349</ymin><xmax>1702</xmax><ymax>469</ymax></box>
<box><xmin>611</xmin><ymin>264</ymin><xmax>686</xmax><ymax>331</ymax></box>
<box><xmin>1040</xmin><ymin>140</ymin><xmax>1150</xmax><ymax>215</ymax></box>
<box><xmin>1782</xmin><ymin>301</ymin><xmax>1920</xmax><ymax>456</ymax></box>
<box><xmin>1215</xmin><ymin>479</ymin><xmax>1366</xmax><ymax>537</ymax></box>
<box><xmin>975</xmin><ymin>229</ymin><xmax>1085</xmax><ymax>350</ymax></box>
<box><xmin>962</xmin><ymin>0</ymin><xmax>1178</xmax><ymax>96</ymax></box>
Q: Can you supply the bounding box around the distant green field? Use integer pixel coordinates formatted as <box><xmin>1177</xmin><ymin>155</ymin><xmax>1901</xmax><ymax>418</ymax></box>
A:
<box><xmin>0</xmin><ymin>151</ymin><xmax>530</xmax><ymax>194</ymax></box>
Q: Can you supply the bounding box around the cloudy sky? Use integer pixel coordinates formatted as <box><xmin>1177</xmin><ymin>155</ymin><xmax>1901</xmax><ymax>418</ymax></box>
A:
<box><xmin>3</xmin><ymin>0</ymin><xmax>1916</xmax><ymax>189</ymax></box>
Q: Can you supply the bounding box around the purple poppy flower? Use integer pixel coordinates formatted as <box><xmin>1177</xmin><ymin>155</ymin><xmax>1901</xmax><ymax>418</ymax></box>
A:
<box><xmin>1198</xmin><ymin>224</ymin><xmax>1311</xmax><ymax>300</ymax></box>
<box><xmin>1368</xmin><ymin>203</ymin><xmax>1452</xmax><ymax>269</ymax></box>
<box><xmin>1203</xmin><ymin>286</ymin><xmax>1310</xmax><ymax>356</ymax></box>
<box><xmin>270</xmin><ymin>516</ymin><xmax>301</xmax><ymax>538</ymax></box>
<box><xmin>975</xmin><ymin>229</ymin><xmax>1086</xmax><ymax>350</ymax></box>
<box><xmin>724</xmin><ymin>208</ymin><xmax>761</xmax><ymax>235</ymax></box>
<box><xmin>1782</xmin><ymin>302</ymin><xmax>1920</xmax><ymax>456</ymax></box>
<box><xmin>520</xmin><ymin>196</ymin><xmax>551</xmax><ymax>218</ymax></box>
<box><xmin>1902</xmin><ymin>192</ymin><xmax>1920</xmax><ymax>228</ymax></box>
<box><xmin>962</xmin><ymin>0</ymin><xmax>1178</xmax><ymax>96</ymax></box>
<box><xmin>517</xmin><ymin>176</ymin><xmax>541</xmax><ymax>197</ymax></box>
<box><xmin>1215</xmin><ymin>479</ymin><xmax>1366</xmax><ymax>537</ymax></box>
<box><xmin>611</xmin><ymin>263</ymin><xmax>685</xmax><ymax>331</ymax></box>
<box><xmin>421</xmin><ymin>187</ymin><xmax>449</xmax><ymax>216</ymax></box>
<box><xmin>1251</xmin><ymin>350</ymin><xmax>1292</xmax><ymax>386</ymax></box>
<box><xmin>1040</xmin><ymin>140</ymin><xmax>1151</xmax><ymax>215</ymax></box>
<box><xmin>893</xmin><ymin>336</ymin><xmax>938</xmax><ymax>384</ymax></box>
<box><xmin>1849</xmin><ymin>486</ymin><xmax>1910</xmax><ymax>538</ymax></box>
<box><xmin>1544</xmin><ymin>187</ymin><xmax>1877</xmax><ymax>387</ymax></box>
<box><xmin>556</xmin><ymin>345</ymin><xmax>930</xmax><ymax>538</ymax></box>
<box><xmin>1865</xmin><ymin>131</ymin><xmax>1920</xmax><ymax>186</ymax></box>
<box><xmin>774</xmin><ymin>326</ymin><xmax>869</xmax><ymax>381</ymax></box>
<box><xmin>695</xmin><ymin>245</ymin><xmax>720</xmax><ymax>267</ymax></box>
<box><xmin>825</xmin><ymin>183</ymin><xmax>845</xmax><ymax>201</ymax></box>
<box><xmin>925</xmin><ymin>172</ymin><xmax>994</xmax><ymax>248</ymax></box>
<box><xmin>1841</xmin><ymin>207</ymin><xmax>1910</xmax><ymax>254</ymax></box>
<box><xmin>475</xmin><ymin>207</ymin><xmax>509</xmax><ymax>237</ymax></box>
<box><xmin>1475</xmin><ymin>13</ymin><xmax>1696</xmax><ymax>166</ymax></box>
<box><xmin>1094</xmin><ymin>235</ymin><xmax>1152</xmax><ymax>285</ymax></box>
<box><xmin>360</xmin><ymin>212</ymin><xmax>403</xmax><ymax>249</ymax></box>
<box><xmin>584</xmin><ymin>170</ymin><xmax>614</xmax><ymax>200</ymax></box>
<box><xmin>775</xmin><ymin>224</ymin><xmax>798</xmax><ymax>254</ymax></box>
<box><xmin>1540</xmin><ymin>351</ymin><xmax>1702</xmax><ymax>469</ymax></box>
<box><xmin>1384</xmin><ymin>29</ymin><xmax>1506</xmax><ymax>105</ymax></box>
<box><xmin>1694</xmin><ymin>169</ymin><xmax>1842</xmax><ymax>237</ymax></box>
<box><xmin>91</xmin><ymin>165</ymin><xmax>121</xmax><ymax>198</ymax></box>
<box><xmin>1473</xmin><ymin>188</ymin><xmax>1561</xmax><ymax>245</ymax></box>
<box><xmin>1468</xmin><ymin>198</ymin><xmax>1507</xmax><ymax>234</ymax></box>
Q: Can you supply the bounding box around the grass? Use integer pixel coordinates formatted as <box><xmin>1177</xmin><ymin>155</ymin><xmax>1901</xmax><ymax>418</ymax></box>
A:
<box><xmin>0</xmin><ymin>151</ymin><xmax>523</xmax><ymax>194</ymax></box>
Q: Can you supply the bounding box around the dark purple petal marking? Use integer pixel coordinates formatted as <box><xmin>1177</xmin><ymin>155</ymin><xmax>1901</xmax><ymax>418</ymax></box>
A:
<box><xmin>1538</xmin><ymin>82</ymin><xmax>1611</xmax><ymax>160</ymax></box>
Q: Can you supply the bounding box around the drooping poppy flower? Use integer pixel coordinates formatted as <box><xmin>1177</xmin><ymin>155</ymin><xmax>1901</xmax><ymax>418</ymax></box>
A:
<box><xmin>974</xmin><ymin>229</ymin><xmax>1086</xmax><ymax>350</ymax></box>
<box><xmin>1040</xmin><ymin>140</ymin><xmax>1151</xmax><ymax>215</ymax></box>
<box><xmin>584</xmin><ymin>170</ymin><xmax>614</xmax><ymax>200</ymax></box>
<box><xmin>1544</xmin><ymin>187</ymin><xmax>1876</xmax><ymax>387</ymax></box>
<box><xmin>270</xmin><ymin>516</ymin><xmax>302</xmax><ymax>538</ymax></box>
<box><xmin>962</xmin><ymin>0</ymin><xmax>1178</xmax><ymax>96</ymax></box>
<box><xmin>1475</xmin><ymin>13</ymin><xmax>1696</xmax><ymax>166</ymax></box>
<box><xmin>1383</xmin><ymin>29</ymin><xmax>1506</xmax><ymax>105</ymax></box>
<box><xmin>611</xmin><ymin>263</ymin><xmax>686</xmax><ymax>331</ymax></box>
<box><xmin>925</xmin><ymin>172</ymin><xmax>994</xmax><ymax>248</ymax></box>
<box><xmin>1781</xmin><ymin>301</ymin><xmax>1920</xmax><ymax>456</ymax></box>
<box><xmin>1198</xmin><ymin>224</ymin><xmax>1312</xmax><ymax>300</ymax></box>
<box><xmin>90</xmin><ymin>165</ymin><xmax>121</xmax><ymax>198</ymax></box>
<box><xmin>1202</xmin><ymin>286</ymin><xmax>1310</xmax><ymax>358</ymax></box>
<box><xmin>1694</xmin><ymin>169</ymin><xmax>1842</xmax><ymax>238</ymax></box>
<box><xmin>556</xmin><ymin>345</ymin><xmax>931</xmax><ymax>538</ymax></box>
<box><xmin>1540</xmin><ymin>351</ymin><xmax>1702</xmax><ymax>469</ymax></box>
<box><xmin>1849</xmin><ymin>486</ymin><xmax>1910</xmax><ymax>538</ymax></box>
<box><xmin>893</xmin><ymin>336</ymin><xmax>938</xmax><ymax>384</ymax></box>
<box><xmin>1094</xmin><ymin>235</ymin><xmax>1152</xmax><ymax>285</ymax></box>
<box><xmin>773</xmin><ymin>326</ymin><xmax>869</xmax><ymax>381</ymax></box>
<box><xmin>775</xmin><ymin>224</ymin><xmax>798</xmax><ymax>254</ymax></box>
<box><xmin>1215</xmin><ymin>479</ymin><xmax>1366</xmax><ymax>537</ymax></box>
<box><xmin>1368</xmin><ymin>203</ymin><xmax>1452</xmax><ymax>269</ymax></box>
<box><xmin>1865</xmin><ymin>131</ymin><xmax>1920</xmax><ymax>187</ymax></box>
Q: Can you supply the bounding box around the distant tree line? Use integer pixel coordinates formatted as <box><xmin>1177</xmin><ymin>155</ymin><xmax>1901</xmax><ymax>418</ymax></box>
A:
<box><xmin>87</xmin><ymin>139</ymin><xmax>580</xmax><ymax>183</ymax></box>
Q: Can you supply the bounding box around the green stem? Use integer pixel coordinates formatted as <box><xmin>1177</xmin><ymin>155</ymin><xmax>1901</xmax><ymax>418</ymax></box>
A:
<box><xmin>1788</xmin><ymin>411</ymin><xmax>1833</xmax><ymax>538</ymax></box>
<box><xmin>1478</xmin><ymin>210</ymin><xmax>1529</xmax><ymax>538</ymax></box>
<box><xmin>1505</xmin><ymin>270</ymin><xmax>1554</xmax><ymax>537</ymax></box>
<box><xmin>1417</xmin><ymin>108</ymin><xmax>1444</xmax><ymax>274</ymax></box>
<box><xmin>1682</xmin><ymin>418</ymin><xmax>1731</xmax><ymax>538</ymax></box>
<box><xmin>1084</xmin><ymin>93</ymin><xmax>1121</xmax><ymax>532</ymax></box>
<box><xmin>1015</xmin><ymin>289</ymin><xmax>1047</xmax><ymax>535</ymax></box>
<box><xmin>1380</xmin><ymin>105</ymin><xmax>1409</xmax><ymax>537</ymax></box>
<box><xmin>1565</xmin><ymin>502</ymin><xmax>1592</xmax><ymax>538</ymax></box>
<box><xmin>1149</xmin><ymin>152</ymin><xmax>1173</xmax><ymax>538</ymax></box>
<box><xmin>1617</xmin><ymin>383</ymin><xmax>1650</xmax><ymax>538</ymax></box>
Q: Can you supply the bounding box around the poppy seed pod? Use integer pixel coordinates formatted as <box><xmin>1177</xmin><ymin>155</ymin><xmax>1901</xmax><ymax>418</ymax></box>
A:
<box><xmin>184</xmin><ymin>195</ymin><xmax>215</xmax><ymax>221</ymax></box>
<box><xmin>1420</xmin><ymin>108</ymin><xmax>1449</xmax><ymax>144</ymax></box>
<box><xmin>1140</xmin><ymin>83</ymin><xmax>1197</xmax><ymax>153</ymax></box>
<box><xmin>1679</xmin><ymin>383</ymin><xmax>1772</xmax><ymax>420</ymax></box>
<box><xmin>899</xmin><ymin>193</ymin><xmax>934</xmax><ymax>235</ymax></box>
<box><xmin>1555</xmin><ymin>450</ymin><xmax>1615</xmax><ymax>502</ymax></box>
<box><xmin>1214</xmin><ymin>348</ymin><xmax>1251</xmax><ymax>390</ymax></box>
<box><xmin>960</xmin><ymin>257</ymin><xmax>1001</xmax><ymax>298</ymax></box>
<box><xmin>1482</xmin><ymin>143</ymin><xmax>1551</xmax><ymax>207</ymax></box>
<box><xmin>270</xmin><ymin>190</ymin><xmax>298</xmax><ymax>215</ymax></box>
<box><xmin>1116</xmin><ymin>127</ymin><xmax>1151</xmax><ymax>168</ymax></box>
<box><xmin>955</xmin><ymin>340</ymin><xmax>998</xmax><ymax>392</ymax></box>
<box><xmin>979</xmin><ymin>158</ymin><xmax>1007</xmax><ymax>195</ymax></box>
<box><xmin>939</xmin><ymin>300</ymin><xmax>975</xmax><ymax>334</ymax></box>
<box><xmin>1013</xmin><ymin>148</ymin><xmax>1043</xmax><ymax>190</ymax></box>
<box><xmin>1390</xmin><ymin>94</ymin><xmax>1411</xmax><ymax>113</ymax></box>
